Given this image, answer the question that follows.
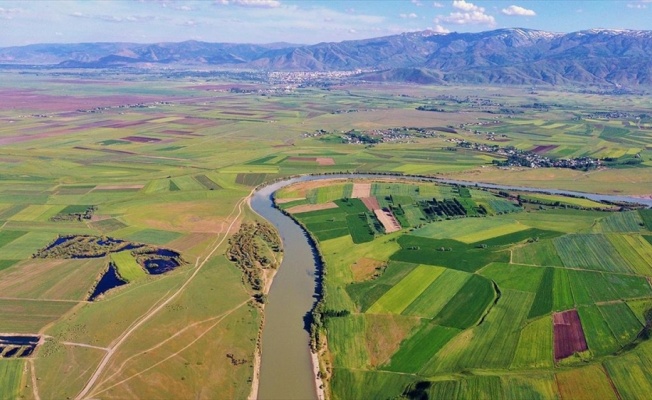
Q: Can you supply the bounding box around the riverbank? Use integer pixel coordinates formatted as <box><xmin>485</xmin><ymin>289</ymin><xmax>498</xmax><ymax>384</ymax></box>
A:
<box><xmin>246</xmin><ymin>193</ymin><xmax>281</xmax><ymax>400</ymax></box>
<box><xmin>248</xmin><ymin>172</ymin><xmax>652</xmax><ymax>400</ymax></box>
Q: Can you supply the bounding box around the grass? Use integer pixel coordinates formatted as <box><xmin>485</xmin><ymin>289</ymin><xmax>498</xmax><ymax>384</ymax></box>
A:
<box><xmin>391</xmin><ymin>235</ymin><xmax>510</xmax><ymax>273</ymax></box>
<box><xmin>326</xmin><ymin>314</ymin><xmax>370</xmax><ymax>369</ymax></box>
<box><xmin>599</xmin><ymin>302</ymin><xmax>643</xmax><ymax>347</ymax></box>
<box><xmin>513</xmin><ymin>239</ymin><xmax>564</xmax><ymax>267</ymax></box>
<box><xmin>479</xmin><ymin>262</ymin><xmax>545</xmax><ymax>293</ymax></box>
<box><xmin>0</xmin><ymin>259</ymin><xmax>105</xmax><ymax>300</ymax></box>
<box><xmin>330</xmin><ymin>369</ymin><xmax>414</xmax><ymax>400</ymax></box>
<box><xmin>0</xmin><ymin>230</ymin><xmax>27</xmax><ymax>248</ymax></box>
<box><xmin>528</xmin><ymin>267</ymin><xmax>555</xmax><ymax>319</ymax></box>
<box><xmin>605</xmin><ymin>350</ymin><xmax>652</xmax><ymax>400</ymax></box>
<box><xmin>0</xmin><ymin>299</ymin><xmax>75</xmax><ymax>333</ymax></box>
<box><xmin>346</xmin><ymin>261</ymin><xmax>418</xmax><ymax>312</ymax></box>
<box><xmin>640</xmin><ymin>209</ymin><xmax>652</xmax><ymax>231</ymax></box>
<box><xmin>366</xmin><ymin>265</ymin><xmax>444</xmax><ymax>315</ymax></box>
<box><xmin>427</xmin><ymin>290</ymin><xmax>533</xmax><ymax>373</ymax></box>
<box><xmin>606</xmin><ymin>233</ymin><xmax>652</xmax><ymax>276</ymax></box>
<box><xmin>411</xmin><ymin>216</ymin><xmax>523</xmax><ymax>242</ymax></box>
<box><xmin>110</xmin><ymin>251</ymin><xmax>146</xmax><ymax>282</ymax></box>
<box><xmin>554</xmin><ymin>234</ymin><xmax>632</xmax><ymax>273</ymax></box>
<box><xmin>512</xmin><ymin>315</ymin><xmax>553</xmax><ymax>369</ymax></box>
<box><xmin>556</xmin><ymin>364</ymin><xmax>618</xmax><ymax>400</ymax></box>
<box><xmin>578</xmin><ymin>305</ymin><xmax>620</xmax><ymax>356</ymax></box>
<box><xmin>433</xmin><ymin>274</ymin><xmax>496</xmax><ymax>330</ymax></box>
<box><xmin>0</xmin><ymin>360</ymin><xmax>23</xmax><ymax>399</ymax></box>
<box><xmin>401</xmin><ymin>268</ymin><xmax>470</xmax><ymax>318</ymax></box>
<box><xmin>383</xmin><ymin>322</ymin><xmax>460</xmax><ymax>373</ymax></box>
<box><xmin>125</xmin><ymin>228</ymin><xmax>183</xmax><ymax>245</ymax></box>
<box><xmin>594</xmin><ymin>211</ymin><xmax>644</xmax><ymax>233</ymax></box>
<box><xmin>521</xmin><ymin>193</ymin><xmax>611</xmax><ymax>209</ymax></box>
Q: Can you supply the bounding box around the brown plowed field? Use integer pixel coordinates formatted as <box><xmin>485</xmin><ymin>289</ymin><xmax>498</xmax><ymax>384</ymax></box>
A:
<box><xmin>553</xmin><ymin>309</ymin><xmax>588</xmax><ymax>361</ymax></box>
<box><xmin>316</xmin><ymin>157</ymin><xmax>335</xmax><ymax>165</ymax></box>
<box><xmin>286</xmin><ymin>202</ymin><xmax>338</xmax><ymax>214</ymax></box>
<box><xmin>532</xmin><ymin>144</ymin><xmax>559</xmax><ymax>154</ymax></box>
<box><xmin>360</xmin><ymin>197</ymin><xmax>380</xmax><ymax>211</ymax></box>
<box><xmin>351</xmin><ymin>183</ymin><xmax>371</xmax><ymax>198</ymax></box>
<box><xmin>374</xmin><ymin>209</ymin><xmax>401</xmax><ymax>233</ymax></box>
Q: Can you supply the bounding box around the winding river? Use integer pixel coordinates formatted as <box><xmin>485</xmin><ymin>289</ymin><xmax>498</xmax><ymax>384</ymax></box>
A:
<box><xmin>250</xmin><ymin>173</ymin><xmax>652</xmax><ymax>400</ymax></box>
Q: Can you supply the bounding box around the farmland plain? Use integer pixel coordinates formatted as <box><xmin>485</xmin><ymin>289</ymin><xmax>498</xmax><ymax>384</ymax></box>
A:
<box><xmin>0</xmin><ymin>71</ymin><xmax>651</xmax><ymax>399</ymax></box>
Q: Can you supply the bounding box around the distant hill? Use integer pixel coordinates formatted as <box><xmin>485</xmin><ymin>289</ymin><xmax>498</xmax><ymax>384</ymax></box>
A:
<box><xmin>1</xmin><ymin>28</ymin><xmax>651</xmax><ymax>87</ymax></box>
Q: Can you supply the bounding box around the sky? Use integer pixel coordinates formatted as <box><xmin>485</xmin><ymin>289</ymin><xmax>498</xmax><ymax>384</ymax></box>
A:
<box><xmin>0</xmin><ymin>0</ymin><xmax>650</xmax><ymax>47</ymax></box>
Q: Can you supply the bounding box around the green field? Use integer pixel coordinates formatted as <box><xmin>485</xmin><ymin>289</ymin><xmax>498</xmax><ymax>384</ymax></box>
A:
<box><xmin>2</xmin><ymin>75</ymin><xmax>652</xmax><ymax>399</ymax></box>
<box><xmin>0</xmin><ymin>361</ymin><xmax>23</xmax><ymax>399</ymax></box>
<box><xmin>110</xmin><ymin>251</ymin><xmax>146</xmax><ymax>282</ymax></box>
<box><xmin>366</xmin><ymin>265</ymin><xmax>444</xmax><ymax>314</ymax></box>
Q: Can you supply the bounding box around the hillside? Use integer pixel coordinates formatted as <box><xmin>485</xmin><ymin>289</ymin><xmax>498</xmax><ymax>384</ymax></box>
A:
<box><xmin>1</xmin><ymin>28</ymin><xmax>651</xmax><ymax>87</ymax></box>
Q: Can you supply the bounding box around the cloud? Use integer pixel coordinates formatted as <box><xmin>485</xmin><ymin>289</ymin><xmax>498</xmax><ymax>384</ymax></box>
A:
<box><xmin>432</xmin><ymin>24</ymin><xmax>450</xmax><ymax>33</ymax></box>
<box><xmin>0</xmin><ymin>7</ymin><xmax>22</xmax><ymax>19</ymax></box>
<box><xmin>216</xmin><ymin>0</ymin><xmax>281</xmax><ymax>8</ymax></box>
<box><xmin>400</xmin><ymin>13</ymin><xmax>418</xmax><ymax>19</ymax></box>
<box><xmin>70</xmin><ymin>11</ymin><xmax>156</xmax><ymax>23</ymax></box>
<box><xmin>437</xmin><ymin>1</ymin><xmax>495</xmax><ymax>26</ymax></box>
<box><xmin>452</xmin><ymin>0</ymin><xmax>481</xmax><ymax>12</ymax></box>
<box><xmin>501</xmin><ymin>5</ymin><xmax>536</xmax><ymax>16</ymax></box>
<box><xmin>432</xmin><ymin>2</ymin><xmax>444</xmax><ymax>8</ymax></box>
<box><xmin>627</xmin><ymin>3</ymin><xmax>647</xmax><ymax>8</ymax></box>
<box><xmin>411</xmin><ymin>0</ymin><xmax>424</xmax><ymax>6</ymax></box>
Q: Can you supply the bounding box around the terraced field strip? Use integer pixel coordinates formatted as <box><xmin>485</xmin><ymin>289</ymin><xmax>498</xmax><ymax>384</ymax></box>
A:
<box><xmin>553</xmin><ymin>309</ymin><xmax>588</xmax><ymax>361</ymax></box>
<box><xmin>383</xmin><ymin>322</ymin><xmax>459</xmax><ymax>373</ymax></box>
<box><xmin>432</xmin><ymin>274</ymin><xmax>496</xmax><ymax>330</ymax></box>
<box><xmin>556</xmin><ymin>364</ymin><xmax>619</xmax><ymax>400</ymax></box>
<box><xmin>512</xmin><ymin>240</ymin><xmax>564</xmax><ymax>267</ymax></box>
<box><xmin>567</xmin><ymin>270</ymin><xmax>620</xmax><ymax>305</ymax></box>
<box><xmin>325</xmin><ymin>314</ymin><xmax>369</xmax><ymax>369</ymax></box>
<box><xmin>0</xmin><ymin>360</ymin><xmax>23</xmax><ymax>399</ymax></box>
<box><xmin>512</xmin><ymin>315</ymin><xmax>553</xmax><ymax>369</ymax></box>
<box><xmin>528</xmin><ymin>267</ymin><xmax>555</xmax><ymax>318</ymax></box>
<box><xmin>430</xmin><ymin>290</ymin><xmax>533</xmax><ymax>373</ymax></box>
<box><xmin>480</xmin><ymin>262</ymin><xmax>545</xmax><ymax>293</ymax></box>
<box><xmin>578</xmin><ymin>305</ymin><xmax>621</xmax><ymax>356</ymax></box>
<box><xmin>598</xmin><ymin>302</ymin><xmax>643</xmax><ymax>347</ymax></box>
<box><xmin>455</xmin><ymin>222</ymin><xmax>529</xmax><ymax>243</ymax></box>
<box><xmin>596</xmin><ymin>211</ymin><xmax>644</xmax><ymax>233</ymax></box>
<box><xmin>367</xmin><ymin>265</ymin><xmax>445</xmax><ymax>315</ymax></box>
<box><xmin>401</xmin><ymin>268</ymin><xmax>470</xmax><ymax>318</ymax></box>
<box><xmin>607</xmin><ymin>233</ymin><xmax>652</xmax><ymax>276</ymax></box>
<box><xmin>554</xmin><ymin>234</ymin><xmax>631</xmax><ymax>273</ymax></box>
<box><xmin>522</xmin><ymin>193</ymin><xmax>611</xmax><ymax>209</ymax></box>
<box><xmin>286</xmin><ymin>202</ymin><xmax>338</xmax><ymax>214</ymax></box>
<box><xmin>605</xmin><ymin>350</ymin><xmax>652</xmax><ymax>400</ymax></box>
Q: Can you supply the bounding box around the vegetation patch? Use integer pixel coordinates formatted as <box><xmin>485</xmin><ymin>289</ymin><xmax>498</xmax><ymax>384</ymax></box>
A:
<box><xmin>227</xmin><ymin>221</ymin><xmax>281</xmax><ymax>302</ymax></box>
<box><xmin>49</xmin><ymin>205</ymin><xmax>95</xmax><ymax>222</ymax></box>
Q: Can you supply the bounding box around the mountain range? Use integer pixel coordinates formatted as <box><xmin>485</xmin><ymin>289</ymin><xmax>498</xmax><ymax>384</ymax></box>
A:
<box><xmin>1</xmin><ymin>28</ymin><xmax>651</xmax><ymax>87</ymax></box>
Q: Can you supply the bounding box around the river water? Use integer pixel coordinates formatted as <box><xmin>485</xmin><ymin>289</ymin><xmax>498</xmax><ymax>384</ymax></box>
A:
<box><xmin>250</xmin><ymin>173</ymin><xmax>651</xmax><ymax>400</ymax></box>
<box><xmin>250</xmin><ymin>178</ymin><xmax>320</xmax><ymax>400</ymax></box>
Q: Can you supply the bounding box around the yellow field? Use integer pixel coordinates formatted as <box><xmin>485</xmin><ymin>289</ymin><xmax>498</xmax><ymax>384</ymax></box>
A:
<box><xmin>455</xmin><ymin>222</ymin><xmax>529</xmax><ymax>243</ymax></box>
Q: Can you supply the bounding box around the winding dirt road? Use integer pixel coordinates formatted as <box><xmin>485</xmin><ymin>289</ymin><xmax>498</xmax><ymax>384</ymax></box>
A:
<box><xmin>74</xmin><ymin>193</ymin><xmax>251</xmax><ymax>400</ymax></box>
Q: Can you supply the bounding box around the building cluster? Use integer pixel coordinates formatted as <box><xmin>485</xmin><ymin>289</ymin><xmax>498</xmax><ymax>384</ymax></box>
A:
<box><xmin>450</xmin><ymin>138</ymin><xmax>601</xmax><ymax>169</ymax></box>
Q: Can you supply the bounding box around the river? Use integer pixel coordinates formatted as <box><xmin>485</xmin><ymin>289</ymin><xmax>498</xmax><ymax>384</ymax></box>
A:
<box><xmin>249</xmin><ymin>173</ymin><xmax>652</xmax><ymax>400</ymax></box>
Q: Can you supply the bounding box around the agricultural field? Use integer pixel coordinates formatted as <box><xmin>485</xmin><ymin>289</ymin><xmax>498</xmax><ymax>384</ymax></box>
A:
<box><xmin>294</xmin><ymin>177</ymin><xmax>652</xmax><ymax>399</ymax></box>
<box><xmin>1</xmin><ymin>72</ymin><xmax>652</xmax><ymax>399</ymax></box>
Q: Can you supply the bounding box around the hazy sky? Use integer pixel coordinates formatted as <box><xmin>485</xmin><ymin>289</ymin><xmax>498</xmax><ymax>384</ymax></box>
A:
<box><xmin>1</xmin><ymin>0</ymin><xmax>650</xmax><ymax>46</ymax></box>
